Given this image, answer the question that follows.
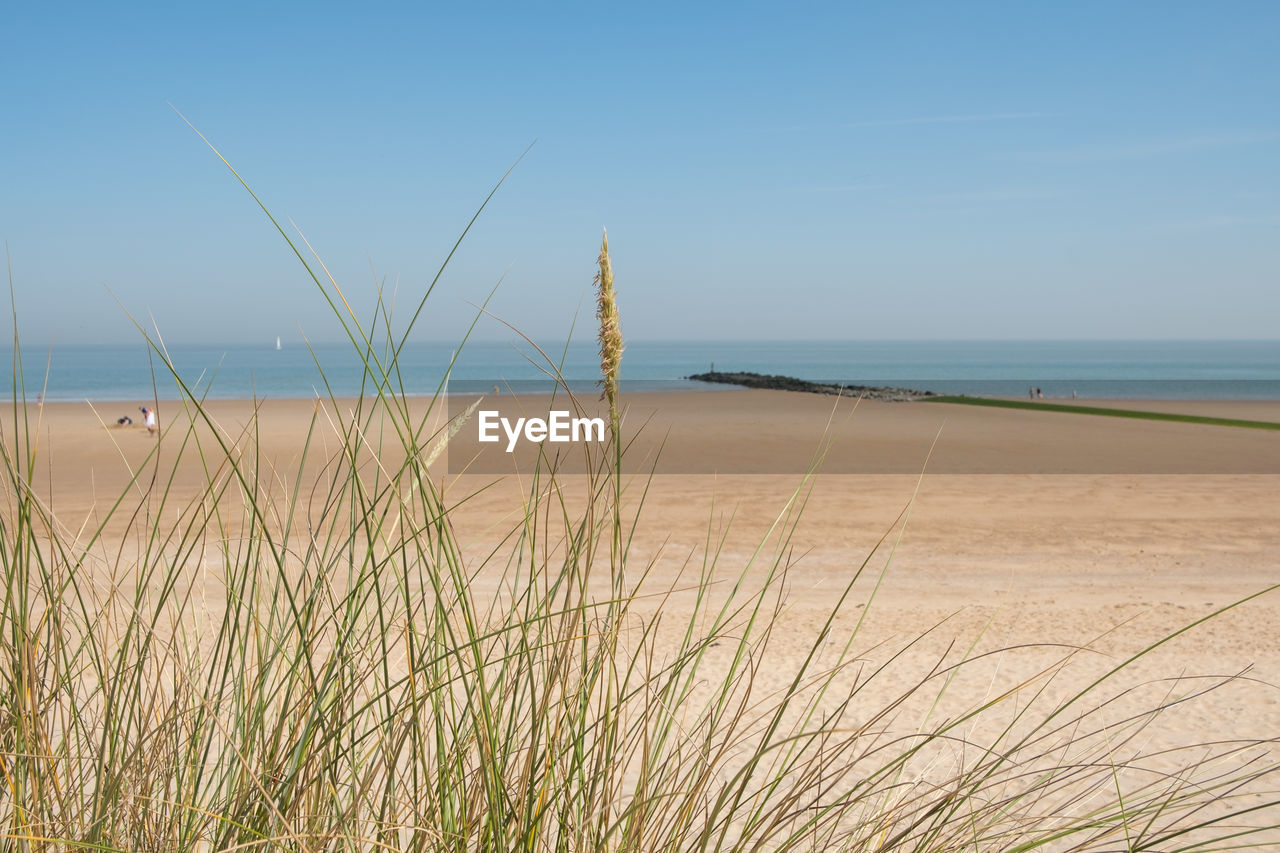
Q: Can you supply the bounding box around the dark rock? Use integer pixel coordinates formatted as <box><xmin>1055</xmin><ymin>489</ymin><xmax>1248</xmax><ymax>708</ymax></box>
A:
<box><xmin>686</xmin><ymin>371</ymin><xmax>935</xmax><ymax>401</ymax></box>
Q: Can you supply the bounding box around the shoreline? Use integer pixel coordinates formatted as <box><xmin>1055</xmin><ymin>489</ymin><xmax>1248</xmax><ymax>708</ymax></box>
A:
<box><xmin>18</xmin><ymin>388</ymin><xmax>1280</xmax><ymax>408</ymax></box>
<box><xmin>17</xmin><ymin>391</ymin><xmax>1280</xmax><ymax>430</ymax></box>
<box><xmin>10</xmin><ymin>389</ymin><xmax>1280</xmax><ymax>481</ymax></box>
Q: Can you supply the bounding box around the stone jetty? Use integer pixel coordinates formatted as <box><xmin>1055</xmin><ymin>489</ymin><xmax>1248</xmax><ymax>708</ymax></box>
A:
<box><xmin>686</xmin><ymin>371</ymin><xmax>935</xmax><ymax>401</ymax></box>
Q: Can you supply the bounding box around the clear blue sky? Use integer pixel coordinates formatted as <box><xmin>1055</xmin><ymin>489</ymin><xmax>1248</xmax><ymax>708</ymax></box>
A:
<box><xmin>3</xmin><ymin>1</ymin><xmax>1277</xmax><ymax>345</ymax></box>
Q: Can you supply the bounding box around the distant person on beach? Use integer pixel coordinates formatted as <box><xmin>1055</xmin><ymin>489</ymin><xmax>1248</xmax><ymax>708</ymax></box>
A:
<box><xmin>1028</xmin><ymin>387</ymin><xmax>1034</xmax><ymax>400</ymax></box>
<box><xmin>1036</xmin><ymin>387</ymin><xmax>1043</xmax><ymax>399</ymax></box>
<box><xmin>140</xmin><ymin>406</ymin><xmax>158</xmax><ymax>435</ymax></box>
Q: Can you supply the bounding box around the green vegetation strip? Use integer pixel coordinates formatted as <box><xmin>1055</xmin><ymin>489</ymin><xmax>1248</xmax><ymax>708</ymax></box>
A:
<box><xmin>924</xmin><ymin>395</ymin><xmax>1280</xmax><ymax>431</ymax></box>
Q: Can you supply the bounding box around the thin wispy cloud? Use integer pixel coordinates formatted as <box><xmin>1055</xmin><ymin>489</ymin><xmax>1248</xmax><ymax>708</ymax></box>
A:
<box><xmin>800</xmin><ymin>184</ymin><xmax>1070</xmax><ymax>200</ymax></box>
<box><xmin>781</xmin><ymin>112</ymin><xmax>1054</xmax><ymax>133</ymax></box>
<box><xmin>923</xmin><ymin>187</ymin><xmax>1072</xmax><ymax>204</ymax></box>
<box><xmin>1152</xmin><ymin>214</ymin><xmax>1280</xmax><ymax>232</ymax></box>
<box><xmin>847</xmin><ymin>112</ymin><xmax>1055</xmax><ymax>128</ymax></box>
<box><xmin>1015</xmin><ymin>132</ymin><xmax>1280</xmax><ymax>162</ymax></box>
<box><xmin>802</xmin><ymin>182</ymin><xmax>876</xmax><ymax>193</ymax></box>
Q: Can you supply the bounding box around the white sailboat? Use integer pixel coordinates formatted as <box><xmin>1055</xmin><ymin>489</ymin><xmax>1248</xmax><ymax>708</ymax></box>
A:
<box><xmin>275</xmin><ymin>336</ymin><xmax>282</xmax><ymax>351</ymax></box>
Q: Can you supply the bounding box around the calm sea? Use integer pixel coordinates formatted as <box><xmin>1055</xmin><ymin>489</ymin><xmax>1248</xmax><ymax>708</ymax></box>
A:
<box><xmin>6</xmin><ymin>340</ymin><xmax>1280</xmax><ymax>403</ymax></box>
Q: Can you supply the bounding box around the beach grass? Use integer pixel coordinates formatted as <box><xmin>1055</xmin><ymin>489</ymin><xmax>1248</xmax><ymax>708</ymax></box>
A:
<box><xmin>1</xmin><ymin>151</ymin><xmax>1278</xmax><ymax>849</ymax></box>
<box><xmin>925</xmin><ymin>395</ymin><xmax>1280</xmax><ymax>431</ymax></box>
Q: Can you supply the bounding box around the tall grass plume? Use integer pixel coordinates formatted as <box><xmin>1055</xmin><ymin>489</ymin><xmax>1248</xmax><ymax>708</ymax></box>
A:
<box><xmin>595</xmin><ymin>228</ymin><xmax>622</xmax><ymax>421</ymax></box>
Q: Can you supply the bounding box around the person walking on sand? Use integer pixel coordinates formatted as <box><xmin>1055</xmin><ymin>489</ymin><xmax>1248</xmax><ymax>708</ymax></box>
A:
<box><xmin>140</xmin><ymin>406</ymin><xmax>158</xmax><ymax>435</ymax></box>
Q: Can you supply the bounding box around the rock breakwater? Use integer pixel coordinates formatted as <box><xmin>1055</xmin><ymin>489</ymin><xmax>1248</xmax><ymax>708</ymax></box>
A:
<box><xmin>686</xmin><ymin>371</ymin><xmax>935</xmax><ymax>401</ymax></box>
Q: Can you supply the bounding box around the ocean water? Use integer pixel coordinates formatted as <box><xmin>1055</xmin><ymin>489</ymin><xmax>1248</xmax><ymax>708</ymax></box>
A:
<box><xmin>6</xmin><ymin>339</ymin><xmax>1280</xmax><ymax>403</ymax></box>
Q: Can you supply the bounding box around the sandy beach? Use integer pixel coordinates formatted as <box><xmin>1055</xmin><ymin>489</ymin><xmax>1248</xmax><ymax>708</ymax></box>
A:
<box><xmin>9</xmin><ymin>390</ymin><xmax>1280</xmax><ymax>836</ymax></box>
<box><xmin>16</xmin><ymin>389</ymin><xmax>1280</xmax><ymax>633</ymax></box>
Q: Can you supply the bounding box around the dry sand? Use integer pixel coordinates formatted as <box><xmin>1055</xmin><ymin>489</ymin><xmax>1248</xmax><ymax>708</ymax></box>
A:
<box><xmin>9</xmin><ymin>390</ymin><xmax>1280</xmax><ymax>829</ymax></box>
<box><xmin>14</xmin><ymin>389</ymin><xmax>1280</xmax><ymax>649</ymax></box>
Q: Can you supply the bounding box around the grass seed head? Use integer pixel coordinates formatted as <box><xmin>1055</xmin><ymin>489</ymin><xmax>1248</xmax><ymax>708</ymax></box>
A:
<box><xmin>595</xmin><ymin>228</ymin><xmax>623</xmax><ymax>414</ymax></box>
